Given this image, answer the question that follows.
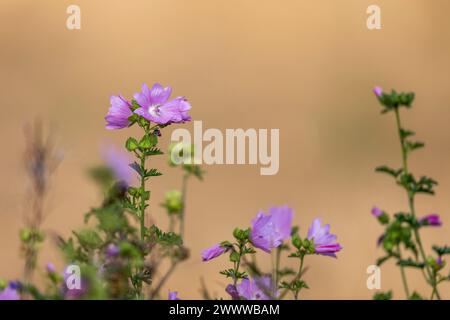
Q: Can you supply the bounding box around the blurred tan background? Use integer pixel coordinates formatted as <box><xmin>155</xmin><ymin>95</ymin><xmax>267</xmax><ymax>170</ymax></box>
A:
<box><xmin>1</xmin><ymin>0</ymin><xmax>449</xmax><ymax>299</ymax></box>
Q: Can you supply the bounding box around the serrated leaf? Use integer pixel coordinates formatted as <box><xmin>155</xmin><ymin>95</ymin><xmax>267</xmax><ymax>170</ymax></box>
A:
<box><xmin>145</xmin><ymin>168</ymin><xmax>162</xmax><ymax>178</ymax></box>
<box><xmin>376</xmin><ymin>255</ymin><xmax>392</xmax><ymax>266</ymax></box>
<box><xmin>432</xmin><ymin>245</ymin><xmax>450</xmax><ymax>256</ymax></box>
<box><xmin>144</xmin><ymin>147</ymin><xmax>163</xmax><ymax>156</ymax></box>
<box><xmin>405</xmin><ymin>141</ymin><xmax>425</xmax><ymax>153</ymax></box>
<box><xmin>375</xmin><ymin>165</ymin><xmax>403</xmax><ymax>178</ymax></box>
<box><xmin>397</xmin><ymin>258</ymin><xmax>425</xmax><ymax>269</ymax></box>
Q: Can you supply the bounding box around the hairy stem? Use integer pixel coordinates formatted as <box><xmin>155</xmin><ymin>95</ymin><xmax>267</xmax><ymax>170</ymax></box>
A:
<box><xmin>394</xmin><ymin>107</ymin><xmax>441</xmax><ymax>299</ymax></box>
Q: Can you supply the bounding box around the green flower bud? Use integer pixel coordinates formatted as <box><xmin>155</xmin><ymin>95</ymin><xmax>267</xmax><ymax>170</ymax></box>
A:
<box><xmin>0</xmin><ymin>279</ymin><xmax>7</xmax><ymax>290</ymax></box>
<box><xmin>292</xmin><ymin>234</ymin><xmax>302</xmax><ymax>249</ymax></box>
<box><xmin>162</xmin><ymin>190</ymin><xmax>183</xmax><ymax>214</ymax></box>
<box><xmin>19</xmin><ymin>228</ymin><xmax>31</xmax><ymax>242</ymax></box>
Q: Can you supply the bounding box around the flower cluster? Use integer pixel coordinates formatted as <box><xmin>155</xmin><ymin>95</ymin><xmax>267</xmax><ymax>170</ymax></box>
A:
<box><xmin>105</xmin><ymin>83</ymin><xmax>191</xmax><ymax>130</ymax></box>
<box><xmin>201</xmin><ymin>205</ymin><xmax>341</xmax><ymax>300</ymax></box>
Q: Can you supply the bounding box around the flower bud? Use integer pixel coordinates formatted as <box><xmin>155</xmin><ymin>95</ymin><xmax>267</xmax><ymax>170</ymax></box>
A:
<box><xmin>162</xmin><ymin>190</ymin><xmax>183</xmax><ymax>215</ymax></box>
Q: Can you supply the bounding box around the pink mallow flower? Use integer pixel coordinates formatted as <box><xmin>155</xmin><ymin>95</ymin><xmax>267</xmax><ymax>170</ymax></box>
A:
<box><xmin>133</xmin><ymin>83</ymin><xmax>191</xmax><ymax>125</ymax></box>
<box><xmin>0</xmin><ymin>282</ymin><xmax>20</xmax><ymax>300</ymax></box>
<box><xmin>201</xmin><ymin>244</ymin><xmax>227</xmax><ymax>262</ymax></box>
<box><xmin>307</xmin><ymin>218</ymin><xmax>342</xmax><ymax>258</ymax></box>
<box><xmin>236</xmin><ymin>276</ymin><xmax>278</xmax><ymax>300</ymax></box>
<box><xmin>371</xmin><ymin>206</ymin><xmax>383</xmax><ymax>218</ymax></box>
<box><xmin>105</xmin><ymin>95</ymin><xmax>133</xmax><ymax>130</ymax></box>
<box><xmin>373</xmin><ymin>86</ymin><xmax>383</xmax><ymax>97</ymax></box>
<box><xmin>250</xmin><ymin>205</ymin><xmax>293</xmax><ymax>253</ymax></box>
<box><xmin>419</xmin><ymin>214</ymin><xmax>442</xmax><ymax>227</ymax></box>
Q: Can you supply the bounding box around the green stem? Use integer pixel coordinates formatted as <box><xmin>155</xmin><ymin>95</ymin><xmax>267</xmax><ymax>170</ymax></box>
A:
<box><xmin>397</xmin><ymin>245</ymin><xmax>410</xmax><ymax>298</ymax></box>
<box><xmin>279</xmin><ymin>253</ymin><xmax>305</xmax><ymax>300</ymax></box>
<box><xmin>233</xmin><ymin>245</ymin><xmax>243</xmax><ymax>286</ymax></box>
<box><xmin>394</xmin><ymin>107</ymin><xmax>441</xmax><ymax>300</ymax></box>
<box><xmin>179</xmin><ymin>173</ymin><xmax>189</xmax><ymax>239</ymax></box>
<box><xmin>294</xmin><ymin>254</ymin><xmax>305</xmax><ymax>300</ymax></box>
<box><xmin>272</xmin><ymin>247</ymin><xmax>281</xmax><ymax>292</ymax></box>
<box><xmin>139</xmin><ymin>153</ymin><xmax>146</xmax><ymax>241</ymax></box>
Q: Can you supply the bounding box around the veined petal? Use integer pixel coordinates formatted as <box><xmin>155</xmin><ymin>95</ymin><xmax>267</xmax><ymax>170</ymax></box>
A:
<box><xmin>150</xmin><ymin>83</ymin><xmax>172</xmax><ymax>104</ymax></box>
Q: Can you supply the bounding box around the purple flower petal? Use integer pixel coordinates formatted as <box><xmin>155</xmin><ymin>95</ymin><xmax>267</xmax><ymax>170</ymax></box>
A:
<box><xmin>419</xmin><ymin>214</ymin><xmax>442</xmax><ymax>226</ymax></box>
<box><xmin>371</xmin><ymin>206</ymin><xmax>383</xmax><ymax>218</ymax></box>
<box><xmin>0</xmin><ymin>284</ymin><xmax>20</xmax><ymax>300</ymax></box>
<box><xmin>168</xmin><ymin>291</ymin><xmax>181</xmax><ymax>300</ymax></box>
<box><xmin>225</xmin><ymin>284</ymin><xmax>240</xmax><ymax>300</ymax></box>
<box><xmin>105</xmin><ymin>95</ymin><xmax>133</xmax><ymax>130</ymax></box>
<box><xmin>201</xmin><ymin>244</ymin><xmax>227</xmax><ymax>261</ymax></box>
<box><xmin>101</xmin><ymin>145</ymin><xmax>134</xmax><ymax>186</ymax></box>
<box><xmin>250</xmin><ymin>205</ymin><xmax>293</xmax><ymax>253</ymax></box>
<box><xmin>236</xmin><ymin>276</ymin><xmax>277</xmax><ymax>300</ymax></box>
<box><xmin>133</xmin><ymin>83</ymin><xmax>192</xmax><ymax>125</ymax></box>
<box><xmin>307</xmin><ymin>218</ymin><xmax>342</xmax><ymax>257</ymax></box>
<box><xmin>106</xmin><ymin>244</ymin><xmax>120</xmax><ymax>258</ymax></box>
<box><xmin>373</xmin><ymin>86</ymin><xmax>383</xmax><ymax>97</ymax></box>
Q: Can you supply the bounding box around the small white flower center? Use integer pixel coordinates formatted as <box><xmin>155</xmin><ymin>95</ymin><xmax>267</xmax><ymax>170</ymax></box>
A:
<box><xmin>148</xmin><ymin>104</ymin><xmax>161</xmax><ymax>117</ymax></box>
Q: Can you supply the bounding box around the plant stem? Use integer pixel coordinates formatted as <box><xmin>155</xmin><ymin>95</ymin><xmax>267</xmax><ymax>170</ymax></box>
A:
<box><xmin>394</xmin><ymin>107</ymin><xmax>441</xmax><ymax>300</ymax></box>
<box><xmin>233</xmin><ymin>246</ymin><xmax>243</xmax><ymax>286</ymax></box>
<box><xmin>397</xmin><ymin>245</ymin><xmax>410</xmax><ymax>298</ymax></box>
<box><xmin>139</xmin><ymin>153</ymin><xmax>146</xmax><ymax>241</ymax></box>
<box><xmin>179</xmin><ymin>173</ymin><xmax>188</xmax><ymax>239</ymax></box>
<box><xmin>272</xmin><ymin>247</ymin><xmax>281</xmax><ymax>292</ymax></box>
<box><xmin>150</xmin><ymin>262</ymin><xmax>178</xmax><ymax>299</ymax></box>
<box><xmin>294</xmin><ymin>254</ymin><xmax>305</xmax><ymax>300</ymax></box>
<box><xmin>279</xmin><ymin>253</ymin><xmax>305</xmax><ymax>300</ymax></box>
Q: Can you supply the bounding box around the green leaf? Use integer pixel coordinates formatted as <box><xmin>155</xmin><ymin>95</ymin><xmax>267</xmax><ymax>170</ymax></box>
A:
<box><xmin>147</xmin><ymin>225</ymin><xmax>182</xmax><ymax>246</ymax></box>
<box><xmin>400</xmin><ymin>128</ymin><xmax>415</xmax><ymax>139</ymax></box>
<box><xmin>397</xmin><ymin>258</ymin><xmax>425</xmax><ymax>269</ymax></box>
<box><xmin>409</xmin><ymin>292</ymin><xmax>424</xmax><ymax>300</ymax></box>
<box><xmin>405</xmin><ymin>140</ymin><xmax>425</xmax><ymax>153</ymax></box>
<box><xmin>125</xmin><ymin>137</ymin><xmax>139</xmax><ymax>152</ymax></box>
<box><xmin>229</xmin><ymin>251</ymin><xmax>240</xmax><ymax>263</ymax></box>
<box><xmin>376</xmin><ymin>255</ymin><xmax>392</xmax><ymax>267</ymax></box>
<box><xmin>131</xmin><ymin>99</ymin><xmax>141</xmax><ymax>110</ymax></box>
<box><xmin>291</xmin><ymin>234</ymin><xmax>302</xmax><ymax>249</ymax></box>
<box><xmin>373</xmin><ymin>291</ymin><xmax>392</xmax><ymax>300</ymax></box>
<box><xmin>139</xmin><ymin>134</ymin><xmax>157</xmax><ymax>149</ymax></box>
<box><xmin>375</xmin><ymin>165</ymin><xmax>403</xmax><ymax>178</ymax></box>
<box><xmin>144</xmin><ymin>147</ymin><xmax>163</xmax><ymax>156</ymax></box>
<box><xmin>219</xmin><ymin>268</ymin><xmax>246</xmax><ymax>280</ymax></box>
<box><xmin>73</xmin><ymin>229</ymin><xmax>103</xmax><ymax>250</ymax></box>
<box><xmin>393</xmin><ymin>212</ymin><xmax>418</xmax><ymax>228</ymax></box>
<box><xmin>277</xmin><ymin>267</ymin><xmax>296</xmax><ymax>278</ymax></box>
<box><xmin>144</xmin><ymin>168</ymin><xmax>162</xmax><ymax>178</ymax></box>
<box><xmin>432</xmin><ymin>245</ymin><xmax>450</xmax><ymax>256</ymax></box>
<box><xmin>415</xmin><ymin>176</ymin><xmax>438</xmax><ymax>195</ymax></box>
